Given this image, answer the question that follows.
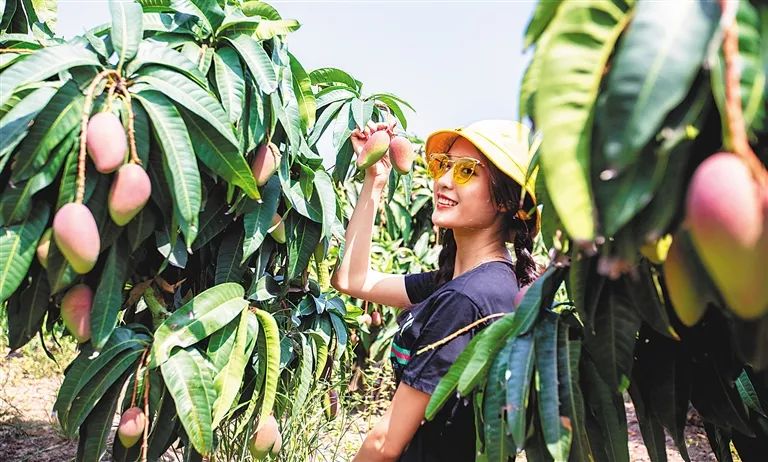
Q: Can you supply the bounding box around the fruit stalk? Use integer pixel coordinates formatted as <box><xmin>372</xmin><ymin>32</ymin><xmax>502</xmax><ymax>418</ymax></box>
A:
<box><xmin>77</xmin><ymin>69</ymin><xmax>120</xmax><ymax>203</ymax></box>
<box><xmin>130</xmin><ymin>348</ymin><xmax>150</xmax><ymax>408</ymax></box>
<box><xmin>719</xmin><ymin>0</ymin><xmax>766</xmax><ymax>184</ymax></box>
<box><xmin>118</xmin><ymin>88</ymin><xmax>141</xmax><ymax>165</ymax></box>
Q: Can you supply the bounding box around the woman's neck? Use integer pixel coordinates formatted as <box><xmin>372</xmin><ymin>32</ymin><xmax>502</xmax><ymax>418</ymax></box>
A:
<box><xmin>451</xmin><ymin>227</ymin><xmax>510</xmax><ymax>279</ymax></box>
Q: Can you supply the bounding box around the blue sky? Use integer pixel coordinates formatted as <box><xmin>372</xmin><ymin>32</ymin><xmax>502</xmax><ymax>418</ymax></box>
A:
<box><xmin>57</xmin><ymin>0</ymin><xmax>536</xmax><ymax>138</ymax></box>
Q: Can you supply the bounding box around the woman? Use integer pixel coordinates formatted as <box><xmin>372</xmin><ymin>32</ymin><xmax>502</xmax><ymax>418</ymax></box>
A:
<box><xmin>331</xmin><ymin>119</ymin><xmax>540</xmax><ymax>462</ymax></box>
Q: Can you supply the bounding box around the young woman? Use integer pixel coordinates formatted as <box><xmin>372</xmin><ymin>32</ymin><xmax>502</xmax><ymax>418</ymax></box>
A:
<box><xmin>331</xmin><ymin>120</ymin><xmax>540</xmax><ymax>462</ymax></box>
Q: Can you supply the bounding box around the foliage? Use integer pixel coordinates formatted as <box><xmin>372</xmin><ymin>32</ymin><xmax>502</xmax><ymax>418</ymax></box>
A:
<box><xmin>430</xmin><ymin>1</ymin><xmax>768</xmax><ymax>461</ymax></box>
<box><xmin>0</xmin><ymin>0</ymin><xmax>415</xmax><ymax>460</ymax></box>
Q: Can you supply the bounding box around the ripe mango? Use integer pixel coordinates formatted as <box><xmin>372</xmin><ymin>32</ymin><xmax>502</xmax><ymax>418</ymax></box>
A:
<box><xmin>53</xmin><ymin>203</ymin><xmax>100</xmax><ymax>274</ymax></box>
<box><xmin>371</xmin><ymin>310</ymin><xmax>382</xmax><ymax>327</ymax></box>
<box><xmin>36</xmin><ymin>228</ymin><xmax>52</xmax><ymax>269</ymax></box>
<box><xmin>109</xmin><ymin>163</ymin><xmax>151</xmax><ymax>226</ymax></box>
<box><xmin>248</xmin><ymin>415</ymin><xmax>282</xmax><ymax>460</ymax></box>
<box><xmin>269</xmin><ymin>213</ymin><xmax>286</xmax><ymax>244</ymax></box>
<box><xmin>117</xmin><ymin>406</ymin><xmax>146</xmax><ymax>448</ymax></box>
<box><xmin>663</xmin><ymin>232</ymin><xmax>713</xmax><ymax>326</ymax></box>
<box><xmin>251</xmin><ymin>142</ymin><xmax>281</xmax><ymax>186</ymax></box>
<box><xmin>61</xmin><ymin>283</ymin><xmax>93</xmax><ymax>343</ymax></box>
<box><xmin>389</xmin><ymin>136</ymin><xmax>415</xmax><ymax>174</ymax></box>
<box><xmin>356</xmin><ymin>130</ymin><xmax>390</xmax><ymax>170</ymax></box>
<box><xmin>86</xmin><ymin>112</ymin><xmax>127</xmax><ymax>173</ymax></box>
<box><xmin>686</xmin><ymin>153</ymin><xmax>767</xmax><ymax>319</ymax></box>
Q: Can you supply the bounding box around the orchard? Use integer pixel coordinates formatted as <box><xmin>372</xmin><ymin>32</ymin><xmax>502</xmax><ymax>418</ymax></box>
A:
<box><xmin>0</xmin><ymin>1</ymin><xmax>766</xmax><ymax>462</ymax></box>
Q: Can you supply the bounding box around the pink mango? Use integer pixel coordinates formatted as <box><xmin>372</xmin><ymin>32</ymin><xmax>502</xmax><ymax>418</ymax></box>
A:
<box><xmin>53</xmin><ymin>203</ymin><xmax>100</xmax><ymax>274</ymax></box>
<box><xmin>109</xmin><ymin>163</ymin><xmax>151</xmax><ymax>226</ymax></box>
<box><xmin>87</xmin><ymin>112</ymin><xmax>127</xmax><ymax>173</ymax></box>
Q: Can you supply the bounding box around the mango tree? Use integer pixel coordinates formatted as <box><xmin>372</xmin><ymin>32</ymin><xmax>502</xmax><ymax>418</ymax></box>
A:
<box><xmin>428</xmin><ymin>1</ymin><xmax>768</xmax><ymax>461</ymax></box>
<box><xmin>0</xmin><ymin>0</ymin><xmax>416</xmax><ymax>460</ymax></box>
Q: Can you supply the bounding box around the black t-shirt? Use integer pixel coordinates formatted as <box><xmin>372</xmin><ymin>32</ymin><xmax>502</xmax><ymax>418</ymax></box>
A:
<box><xmin>390</xmin><ymin>261</ymin><xmax>519</xmax><ymax>462</ymax></box>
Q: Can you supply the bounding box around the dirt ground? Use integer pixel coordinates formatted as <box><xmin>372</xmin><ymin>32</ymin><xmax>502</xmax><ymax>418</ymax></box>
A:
<box><xmin>1</xmin><ymin>345</ymin><xmax>723</xmax><ymax>462</ymax></box>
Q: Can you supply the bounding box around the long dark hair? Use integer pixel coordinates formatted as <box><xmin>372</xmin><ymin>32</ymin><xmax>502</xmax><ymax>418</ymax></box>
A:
<box><xmin>433</xmin><ymin>155</ymin><xmax>539</xmax><ymax>288</ymax></box>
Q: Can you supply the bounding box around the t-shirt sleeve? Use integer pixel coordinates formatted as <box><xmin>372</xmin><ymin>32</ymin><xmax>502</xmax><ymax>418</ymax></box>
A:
<box><xmin>401</xmin><ymin>290</ymin><xmax>480</xmax><ymax>394</ymax></box>
<box><xmin>404</xmin><ymin>270</ymin><xmax>438</xmax><ymax>304</ymax></box>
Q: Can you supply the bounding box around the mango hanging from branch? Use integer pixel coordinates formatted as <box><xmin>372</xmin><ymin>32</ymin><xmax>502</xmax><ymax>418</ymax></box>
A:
<box><xmin>86</xmin><ymin>111</ymin><xmax>127</xmax><ymax>173</ymax></box>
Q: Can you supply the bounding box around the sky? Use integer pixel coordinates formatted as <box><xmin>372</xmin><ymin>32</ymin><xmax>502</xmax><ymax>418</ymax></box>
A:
<box><xmin>56</xmin><ymin>0</ymin><xmax>536</xmax><ymax>138</ymax></box>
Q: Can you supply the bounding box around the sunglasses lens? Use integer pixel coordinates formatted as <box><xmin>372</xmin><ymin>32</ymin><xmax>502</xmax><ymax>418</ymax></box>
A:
<box><xmin>427</xmin><ymin>154</ymin><xmax>448</xmax><ymax>179</ymax></box>
<box><xmin>453</xmin><ymin>160</ymin><xmax>476</xmax><ymax>184</ymax></box>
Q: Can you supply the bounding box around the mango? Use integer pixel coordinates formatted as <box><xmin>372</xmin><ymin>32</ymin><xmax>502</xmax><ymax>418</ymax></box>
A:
<box><xmin>36</xmin><ymin>228</ymin><xmax>52</xmax><ymax>269</ymax></box>
<box><xmin>269</xmin><ymin>213</ymin><xmax>286</xmax><ymax>244</ymax></box>
<box><xmin>323</xmin><ymin>389</ymin><xmax>339</xmax><ymax>421</ymax></box>
<box><xmin>53</xmin><ymin>203</ymin><xmax>100</xmax><ymax>274</ymax></box>
<box><xmin>117</xmin><ymin>406</ymin><xmax>146</xmax><ymax>448</ymax></box>
<box><xmin>109</xmin><ymin>163</ymin><xmax>152</xmax><ymax>226</ymax></box>
<box><xmin>61</xmin><ymin>283</ymin><xmax>93</xmax><ymax>343</ymax></box>
<box><xmin>686</xmin><ymin>153</ymin><xmax>767</xmax><ymax>319</ymax></box>
<box><xmin>389</xmin><ymin>136</ymin><xmax>415</xmax><ymax>174</ymax></box>
<box><xmin>371</xmin><ymin>310</ymin><xmax>382</xmax><ymax>327</ymax></box>
<box><xmin>356</xmin><ymin>130</ymin><xmax>390</xmax><ymax>170</ymax></box>
<box><xmin>663</xmin><ymin>232</ymin><xmax>712</xmax><ymax>326</ymax></box>
<box><xmin>248</xmin><ymin>415</ymin><xmax>282</xmax><ymax>460</ymax></box>
<box><xmin>86</xmin><ymin>111</ymin><xmax>127</xmax><ymax>173</ymax></box>
<box><xmin>251</xmin><ymin>142</ymin><xmax>281</xmax><ymax>186</ymax></box>
<box><xmin>639</xmin><ymin>234</ymin><xmax>673</xmax><ymax>265</ymax></box>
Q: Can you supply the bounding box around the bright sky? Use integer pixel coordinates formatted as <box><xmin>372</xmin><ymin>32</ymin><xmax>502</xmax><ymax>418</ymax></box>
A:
<box><xmin>57</xmin><ymin>0</ymin><xmax>536</xmax><ymax>138</ymax></box>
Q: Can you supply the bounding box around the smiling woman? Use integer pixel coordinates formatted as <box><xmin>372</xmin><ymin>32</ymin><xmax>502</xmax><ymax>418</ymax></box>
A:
<box><xmin>331</xmin><ymin>119</ymin><xmax>540</xmax><ymax>462</ymax></box>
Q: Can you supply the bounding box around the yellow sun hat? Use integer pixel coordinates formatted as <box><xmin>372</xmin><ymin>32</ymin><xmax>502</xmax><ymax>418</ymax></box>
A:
<box><xmin>425</xmin><ymin>119</ymin><xmax>540</xmax><ymax>232</ymax></box>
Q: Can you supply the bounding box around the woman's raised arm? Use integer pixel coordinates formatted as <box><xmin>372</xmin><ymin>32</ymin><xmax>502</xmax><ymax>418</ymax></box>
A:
<box><xmin>330</xmin><ymin>124</ymin><xmax>413</xmax><ymax>309</ymax></box>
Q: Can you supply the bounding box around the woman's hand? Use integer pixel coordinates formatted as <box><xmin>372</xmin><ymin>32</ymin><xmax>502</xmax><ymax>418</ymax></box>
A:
<box><xmin>351</xmin><ymin>120</ymin><xmax>395</xmax><ymax>190</ymax></box>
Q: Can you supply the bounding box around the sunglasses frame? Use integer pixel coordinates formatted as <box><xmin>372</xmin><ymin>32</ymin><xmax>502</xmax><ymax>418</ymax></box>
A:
<box><xmin>426</xmin><ymin>152</ymin><xmax>486</xmax><ymax>185</ymax></box>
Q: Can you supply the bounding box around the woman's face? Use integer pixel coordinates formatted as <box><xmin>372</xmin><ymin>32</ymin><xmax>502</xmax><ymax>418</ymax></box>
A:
<box><xmin>431</xmin><ymin>137</ymin><xmax>502</xmax><ymax>232</ymax></box>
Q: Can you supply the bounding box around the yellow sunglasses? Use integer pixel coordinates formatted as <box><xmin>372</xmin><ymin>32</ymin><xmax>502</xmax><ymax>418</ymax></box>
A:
<box><xmin>426</xmin><ymin>153</ymin><xmax>485</xmax><ymax>185</ymax></box>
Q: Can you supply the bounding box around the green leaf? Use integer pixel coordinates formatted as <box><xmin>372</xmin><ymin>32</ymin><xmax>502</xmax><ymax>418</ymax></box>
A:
<box><xmin>309</xmin><ymin>67</ymin><xmax>361</xmax><ymax>91</ymax></box>
<box><xmin>150</xmin><ymin>282</ymin><xmax>246</xmax><ymax>368</ymax></box>
<box><xmin>505</xmin><ymin>331</ymin><xmax>535</xmax><ymax>450</ymax></box>
<box><xmin>483</xmin><ymin>340</ymin><xmax>514</xmax><ymax>462</ymax></box>
<box><xmin>135</xmin><ymin>90</ymin><xmax>201</xmax><ymax>247</ymax></box>
<box><xmin>223</xmin><ymin>34</ymin><xmax>277</xmax><ymax>94</ymax></box>
<box><xmin>307</xmin><ymin>99</ymin><xmax>345</xmax><ymax>146</ymax></box>
<box><xmin>217</xmin><ymin>13</ymin><xmax>299</xmax><ymax>40</ymax></box>
<box><xmin>241</xmin><ymin>308</ymin><xmax>280</xmax><ymax>434</ymax></box>
<box><xmin>180</xmin><ymin>110</ymin><xmax>259</xmax><ymax>200</ymax></box>
<box><xmin>213</xmin><ymin>46</ymin><xmax>245</xmax><ymax>124</ymax></box>
<box><xmin>0</xmin><ymin>85</ymin><xmax>56</xmax><ymax>159</ymax></box>
<box><xmin>599</xmin><ymin>0</ymin><xmax>718</xmax><ymax>172</ymax></box>
<box><xmin>286</xmin><ymin>214</ymin><xmax>322</xmax><ymax>281</ymax></box>
<box><xmin>125</xmin><ymin>206</ymin><xmax>156</xmax><ymax>251</ymax></box>
<box><xmin>64</xmin><ymin>347</ymin><xmax>144</xmax><ymax>436</ymax></box>
<box><xmin>90</xmin><ymin>241</ymin><xmax>130</xmax><ymax>350</ymax></box>
<box><xmin>328</xmin><ymin>311</ymin><xmax>348</xmax><ymax>361</ymax></box>
<box><xmin>1</xmin><ymin>129</ymin><xmax>73</xmax><ymax>225</ymax></box>
<box><xmin>523</xmin><ymin>0</ymin><xmax>562</xmax><ymax>48</ymax></box>
<box><xmin>556</xmin><ymin>315</ymin><xmax>592</xmax><ymax>460</ymax></box>
<box><xmin>10</xmin><ymin>80</ymin><xmax>83</xmax><ymax>182</ymax></box>
<box><xmin>456</xmin><ymin>314</ymin><xmax>518</xmax><ymax>395</ymax></box>
<box><xmin>7</xmin><ymin>265</ymin><xmax>49</xmax><ymax>349</ymax></box>
<box><xmin>736</xmin><ymin>370</ymin><xmax>767</xmax><ymax>418</ymax></box>
<box><xmin>44</xmin><ymin>238</ymin><xmax>77</xmax><ymax>295</ymax></box>
<box><xmin>292</xmin><ymin>332</ymin><xmax>314</xmax><ymax>413</ymax></box>
<box><xmin>289</xmin><ymin>51</ymin><xmax>316</xmax><ymax>132</ymax></box>
<box><xmin>125</xmin><ymin>41</ymin><xmax>208</xmax><ymax>89</ymax></box>
<box><xmin>110</xmin><ymin>0</ymin><xmax>143</xmax><ymax>70</ymax></box>
<box><xmin>532</xmin><ymin>0</ymin><xmax>634</xmax><ymax>242</ymax></box>
<box><xmin>315</xmin><ymin>85</ymin><xmax>357</xmax><ymax>109</ymax></box>
<box><xmin>0</xmin><ymin>202</ymin><xmax>49</xmax><ymax>304</ymax></box>
<box><xmin>137</xmin><ymin>0</ymin><xmax>173</xmax><ymax>13</ymax></box>
<box><xmin>0</xmin><ymin>43</ymin><xmax>99</xmax><ymax>107</ymax></box>
<box><xmin>76</xmin><ymin>368</ymin><xmax>124</xmax><ymax>462</ymax></box>
<box><xmin>313</xmin><ymin>170</ymin><xmax>336</xmax><ymax>240</ymax></box>
<box><xmin>241</xmin><ymin>1</ymin><xmax>281</xmax><ymax>20</ymax></box>
<box><xmin>623</xmin><ymin>263</ymin><xmax>678</xmax><ymax>340</ymax></box>
<box><xmin>161</xmin><ymin>347</ymin><xmax>216</xmax><ymax>456</ymax></box>
<box><xmin>241</xmin><ymin>176</ymin><xmax>281</xmax><ymax>262</ymax></box>
<box><xmin>534</xmin><ymin>312</ymin><xmax>570</xmax><ymax>461</ymax></box>
<box><xmin>582</xmin><ymin>355</ymin><xmax>630</xmax><ymax>462</ymax></box>
<box><xmin>211</xmin><ymin>309</ymin><xmax>256</xmax><ymax>428</ymax></box>
<box><xmin>215</xmin><ymin>227</ymin><xmax>245</xmax><ymax>284</ymax></box>
<box><xmin>584</xmin><ymin>281</ymin><xmax>642</xmax><ymax>393</ymax></box>
<box><xmin>426</xmin><ymin>329</ymin><xmax>485</xmax><ymax>420</ymax></box>
<box><xmin>628</xmin><ymin>382</ymin><xmax>668</xmax><ymax>462</ymax></box>
<box><xmin>371</xmin><ymin>93</ymin><xmax>409</xmax><ymax>130</ymax></box>
<box><xmin>135</xmin><ymin>65</ymin><xmax>237</xmax><ymax>146</ymax></box>
<box><xmin>350</xmin><ymin>97</ymin><xmax>374</xmax><ymax>130</ymax></box>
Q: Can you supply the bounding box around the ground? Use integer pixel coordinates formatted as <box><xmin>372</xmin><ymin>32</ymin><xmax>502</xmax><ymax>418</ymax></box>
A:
<box><xmin>1</xmin><ymin>339</ymin><xmax>726</xmax><ymax>462</ymax></box>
